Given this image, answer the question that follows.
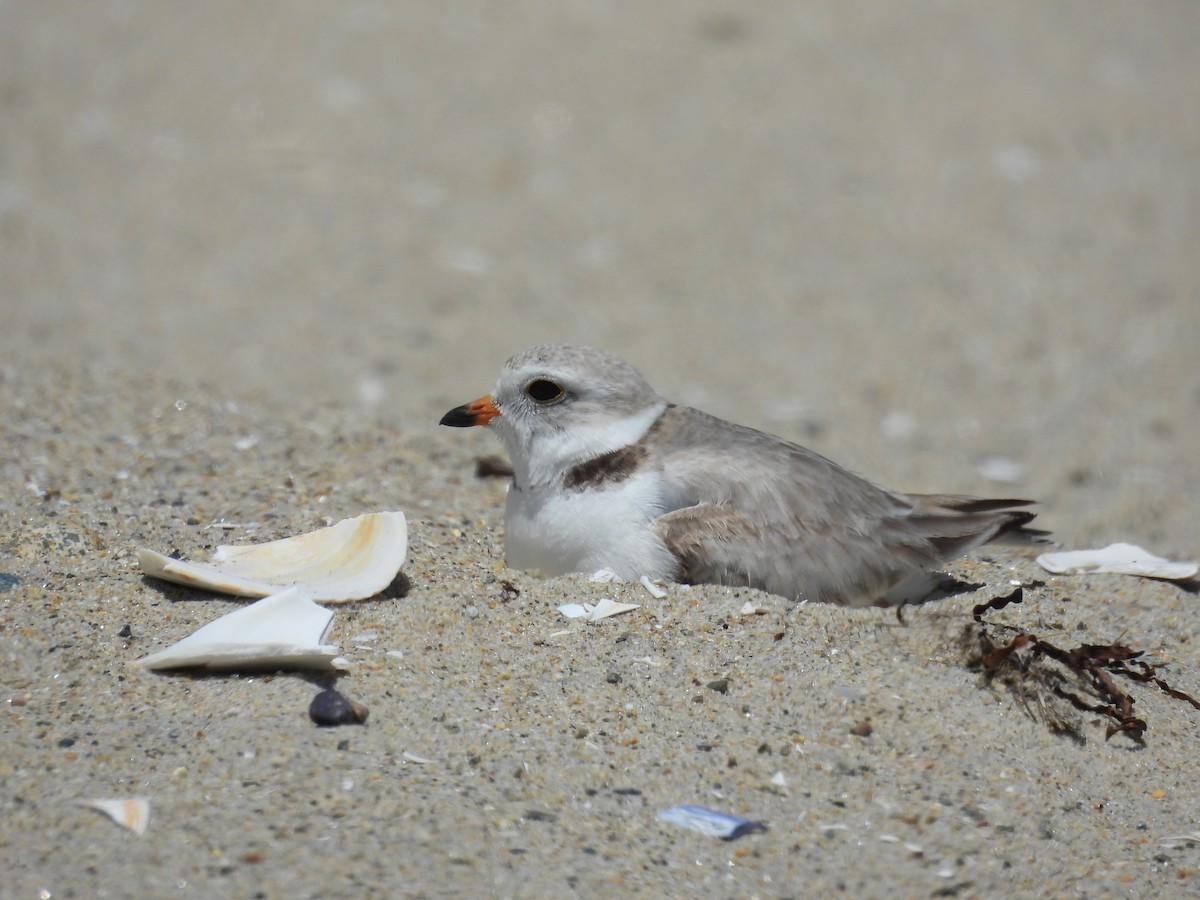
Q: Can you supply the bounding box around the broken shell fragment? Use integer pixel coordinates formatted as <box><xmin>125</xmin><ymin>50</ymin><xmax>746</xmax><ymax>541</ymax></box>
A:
<box><xmin>79</xmin><ymin>798</ymin><xmax>150</xmax><ymax>836</ymax></box>
<box><xmin>556</xmin><ymin>598</ymin><xmax>640</xmax><ymax>622</ymax></box>
<box><xmin>638</xmin><ymin>575</ymin><xmax>667</xmax><ymax>598</ymax></box>
<box><xmin>309</xmin><ymin>688</ymin><xmax>369</xmax><ymax>727</ymax></box>
<box><xmin>657</xmin><ymin>805</ymin><xmax>767</xmax><ymax>840</ymax></box>
<box><xmin>135</xmin><ymin>587</ymin><xmax>346</xmax><ymax>671</ymax></box>
<box><xmin>138</xmin><ymin>511</ymin><xmax>407</xmax><ymax>602</ymax></box>
<box><xmin>1037</xmin><ymin>543</ymin><xmax>1199</xmax><ymax>580</ymax></box>
<box><xmin>586</xmin><ymin>598</ymin><xmax>640</xmax><ymax>621</ymax></box>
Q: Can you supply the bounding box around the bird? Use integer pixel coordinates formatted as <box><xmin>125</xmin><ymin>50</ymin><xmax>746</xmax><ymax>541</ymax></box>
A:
<box><xmin>440</xmin><ymin>343</ymin><xmax>1041</xmax><ymax>607</ymax></box>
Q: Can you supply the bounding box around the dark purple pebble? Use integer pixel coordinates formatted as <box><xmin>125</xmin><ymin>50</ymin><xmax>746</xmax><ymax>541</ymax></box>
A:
<box><xmin>309</xmin><ymin>688</ymin><xmax>369</xmax><ymax>727</ymax></box>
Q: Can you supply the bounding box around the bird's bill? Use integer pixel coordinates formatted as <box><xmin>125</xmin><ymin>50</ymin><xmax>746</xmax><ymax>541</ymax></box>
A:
<box><xmin>439</xmin><ymin>395</ymin><xmax>500</xmax><ymax>427</ymax></box>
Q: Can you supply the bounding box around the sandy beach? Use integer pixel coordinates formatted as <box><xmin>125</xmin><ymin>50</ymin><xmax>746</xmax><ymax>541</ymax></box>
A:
<box><xmin>3</xmin><ymin>3</ymin><xmax>1199</xmax><ymax>897</ymax></box>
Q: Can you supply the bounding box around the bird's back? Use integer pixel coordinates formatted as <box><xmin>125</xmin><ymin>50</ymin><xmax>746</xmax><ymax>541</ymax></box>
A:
<box><xmin>646</xmin><ymin>405</ymin><xmax>1036</xmax><ymax>605</ymax></box>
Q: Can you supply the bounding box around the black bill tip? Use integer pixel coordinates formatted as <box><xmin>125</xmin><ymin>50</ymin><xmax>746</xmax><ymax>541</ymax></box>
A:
<box><xmin>439</xmin><ymin>395</ymin><xmax>500</xmax><ymax>427</ymax></box>
<box><xmin>440</xmin><ymin>405</ymin><xmax>477</xmax><ymax>427</ymax></box>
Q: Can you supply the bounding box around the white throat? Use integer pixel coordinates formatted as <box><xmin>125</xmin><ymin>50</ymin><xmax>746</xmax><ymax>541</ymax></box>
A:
<box><xmin>499</xmin><ymin>399</ymin><xmax>668</xmax><ymax>489</ymax></box>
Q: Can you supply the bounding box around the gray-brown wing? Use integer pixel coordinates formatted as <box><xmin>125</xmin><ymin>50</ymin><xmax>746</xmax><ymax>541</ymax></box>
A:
<box><xmin>653</xmin><ymin>499</ymin><xmax>935</xmax><ymax>605</ymax></box>
<box><xmin>647</xmin><ymin>406</ymin><xmax>1037</xmax><ymax>605</ymax></box>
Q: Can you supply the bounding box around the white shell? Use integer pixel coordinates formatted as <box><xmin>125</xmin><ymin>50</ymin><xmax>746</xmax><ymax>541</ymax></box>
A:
<box><xmin>657</xmin><ymin>805</ymin><xmax>765</xmax><ymax>839</ymax></box>
<box><xmin>80</xmin><ymin>798</ymin><xmax>150</xmax><ymax>836</ymax></box>
<box><xmin>556</xmin><ymin>598</ymin><xmax>640</xmax><ymax>622</ymax></box>
<box><xmin>138</xmin><ymin>511</ymin><xmax>407</xmax><ymax>602</ymax></box>
<box><xmin>135</xmin><ymin>587</ymin><xmax>345</xmax><ymax>671</ymax></box>
<box><xmin>585</xmin><ymin>598</ymin><xmax>640</xmax><ymax>621</ymax></box>
<box><xmin>1161</xmin><ymin>832</ymin><xmax>1200</xmax><ymax>848</ymax></box>
<box><xmin>638</xmin><ymin>575</ymin><xmax>667</xmax><ymax>598</ymax></box>
<box><xmin>1037</xmin><ymin>543</ymin><xmax>1199</xmax><ymax>580</ymax></box>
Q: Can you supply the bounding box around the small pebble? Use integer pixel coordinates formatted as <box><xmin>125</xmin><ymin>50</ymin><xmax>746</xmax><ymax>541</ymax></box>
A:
<box><xmin>309</xmin><ymin>688</ymin><xmax>369</xmax><ymax>727</ymax></box>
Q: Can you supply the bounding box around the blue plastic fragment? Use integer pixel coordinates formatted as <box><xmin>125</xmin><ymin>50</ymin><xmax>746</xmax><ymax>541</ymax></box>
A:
<box><xmin>657</xmin><ymin>805</ymin><xmax>767</xmax><ymax>840</ymax></box>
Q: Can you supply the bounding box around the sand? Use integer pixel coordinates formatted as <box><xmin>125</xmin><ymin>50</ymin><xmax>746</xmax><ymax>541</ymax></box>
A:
<box><xmin>3</xmin><ymin>2</ymin><xmax>1199</xmax><ymax>897</ymax></box>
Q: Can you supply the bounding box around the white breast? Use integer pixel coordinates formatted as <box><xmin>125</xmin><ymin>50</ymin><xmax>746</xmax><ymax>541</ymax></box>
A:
<box><xmin>504</xmin><ymin>470</ymin><xmax>677</xmax><ymax>580</ymax></box>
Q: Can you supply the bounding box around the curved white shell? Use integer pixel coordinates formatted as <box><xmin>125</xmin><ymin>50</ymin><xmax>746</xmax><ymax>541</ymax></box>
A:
<box><xmin>80</xmin><ymin>798</ymin><xmax>151</xmax><ymax>836</ymax></box>
<box><xmin>135</xmin><ymin>586</ymin><xmax>345</xmax><ymax>671</ymax></box>
<box><xmin>1037</xmin><ymin>543</ymin><xmax>1198</xmax><ymax>580</ymax></box>
<box><xmin>138</xmin><ymin>511</ymin><xmax>407</xmax><ymax>602</ymax></box>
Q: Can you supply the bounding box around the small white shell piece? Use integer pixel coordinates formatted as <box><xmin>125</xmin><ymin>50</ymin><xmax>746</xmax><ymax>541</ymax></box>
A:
<box><xmin>135</xmin><ymin>587</ymin><xmax>345</xmax><ymax>671</ymax></box>
<box><xmin>657</xmin><ymin>805</ymin><xmax>766</xmax><ymax>839</ymax></box>
<box><xmin>638</xmin><ymin>575</ymin><xmax>667</xmax><ymax>598</ymax></box>
<box><xmin>80</xmin><ymin>798</ymin><xmax>151</xmax><ymax>836</ymax></box>
<box><xmin>138</xmin><ymin>511</ymin><xmax>407</xmax><ymax>603</ymax></box>
<box><xmin>557</xmin><ymin>598</ymin><xmax>640</xmax><ymax>622</ymax></box>
<box><xmin>1037</xmin><ymin>543</ymin><xmax>1199</xmax><ymax>581</ymax></box>
<box><xmin>587</xmin><ymin>598</ymin><xmax>640</xmax><ymax>621</ymax></box>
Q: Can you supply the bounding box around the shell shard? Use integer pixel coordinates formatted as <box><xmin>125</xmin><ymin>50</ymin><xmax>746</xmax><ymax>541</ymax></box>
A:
<box><xmin>638</xmin><ymin>575</ymin><xmax>667</xmax><ymax>598</ymax></box>
<box><xmin>1037</xmin><ymin>543</ymin><xmax>1199</xmax><ymax>580</ymax></box>
<box><xmin>586</xmin><ymin>598</ymin><xmax>639</xmax><ymax>621</ymax></box>
<box><xmin>138</xmin><ymin>511</ymin><xmax>407</xmax><ymax>602</ymax></box>
<box><xmin>80</xmin><ymin>798</ymin><xmax>150</xmax><ymax>836</ymax></box>
<box><xmin>557</xmin><ymin>599</ymin><xmax>640</xmax><ymax>622</ymax></box>
<box><xmin>657</xmin><ymin>805</ymin><xmax>767</xmax><ymax>840</ymax></box>
<box><xmin>135</xmin><ymin>587</ymin><xmax>345</xmax><ymax>671</ymax></box>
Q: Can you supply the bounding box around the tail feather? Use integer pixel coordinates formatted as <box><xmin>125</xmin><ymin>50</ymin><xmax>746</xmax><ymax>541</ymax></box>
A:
<box><xmin>905</xmin><ymin>495</ymin><xmax>1048</xmax><ymax>561</ymax></box>
<box><xmin>909</xmin><ymin>494</ymin><xmax>1035</xmax><ymax>514</ymax></box>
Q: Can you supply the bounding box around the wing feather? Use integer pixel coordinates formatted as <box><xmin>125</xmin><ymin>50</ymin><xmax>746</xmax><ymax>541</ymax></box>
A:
<box><xmin>647</xmin><ymin>406</ymin><xmax>1039</xmax><ymax>606</ymax></box>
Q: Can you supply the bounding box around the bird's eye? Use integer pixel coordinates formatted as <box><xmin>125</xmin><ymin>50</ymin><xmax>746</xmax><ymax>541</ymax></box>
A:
<box><xmin>525</xmin><ymin>378</ymin><xmax>565</xmax><ymax>404</ymax></box>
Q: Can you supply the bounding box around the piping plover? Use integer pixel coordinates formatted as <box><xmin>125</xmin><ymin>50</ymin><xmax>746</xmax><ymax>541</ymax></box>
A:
<box><xmin>441</xmin><ymin>343</ymin><xmax>1040</xmax><ymax>607</ymax></box>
